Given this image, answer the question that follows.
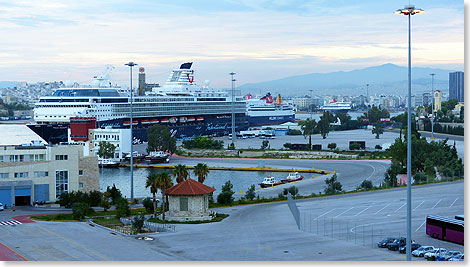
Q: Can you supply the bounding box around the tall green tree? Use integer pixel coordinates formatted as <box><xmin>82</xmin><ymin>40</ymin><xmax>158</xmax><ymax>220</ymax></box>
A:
<box><xmin>193</xmin><ymin>163</ymin><xmax>210</xmax><ymax>184</ymax></box>
<box><xmin>147</xmin><ymin>125</ymin><xmax>176</xmax><ymax>154</ymax></box>
<box><xmin>372</xmin><ymin>123</ymin><xmax>384</xmax><ymax>139</ymax></box>
<box><xmin>317</xmin><ymin>117</ymin><xmax>330</xmax><ymax>139</ymax></box>
<box><xmin>324</xmin><ymin>174</ymin><xmax>342</xmax><ymax>194</ymax></box>
<box><xmin>145</xmin><ymin>173</ymin><xmax>160</xmax><ymax>218</ymax></box>
<box><xmin>155</xmin><ymin>172</ymin><xmax>173</xmax><ymax>222</ymax></box>
<box><xmin>299</xmin><ymin>118</ymin><xmax>317</xmax><ymax>149</ymax></box>
<box><xmin>98</xmin><ymin>141</ymin><xmax>116</xmax><ymax>159</ymax></box>
<box><xmin>173</xmin><ymin>164</ymin><xmax>190</xmax><ymax>183</ymax></box>
<box><xmin>367</xmin><ymin>105</ymin><xmax>390</xmax><ymax>124</ymax></box>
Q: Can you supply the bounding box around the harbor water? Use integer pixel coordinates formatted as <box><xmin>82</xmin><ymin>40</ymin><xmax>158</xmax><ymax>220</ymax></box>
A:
<box><xmin>99</xmin><ymin>167</ymin><xmax>302</xmax><ymax>199</ymax></box>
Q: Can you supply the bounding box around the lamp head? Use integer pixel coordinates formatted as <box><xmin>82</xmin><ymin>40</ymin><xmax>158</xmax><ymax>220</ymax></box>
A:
<box><xmin>394</xmin><ymin>5</ymin><xmax>424</xmax><ymax>15</ymax></box>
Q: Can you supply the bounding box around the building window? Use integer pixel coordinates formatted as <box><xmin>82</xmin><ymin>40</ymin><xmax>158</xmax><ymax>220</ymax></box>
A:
<box><xmin>79</xmin><ymin>170</ymin><xmax>84</xmax><ymax>176</ymax></box>
<box><xmin>0</xmin><ymin>173</ymin><xmax>8</xmax><ymax>178</ymax></box>
<box><xmin>10</xmin><ymin>155</ymin><xmax>24</xmax><ymax>162</ymax></box>
<box><xmin>55</xmin><ymin>170</ymin><xmax>69</xmax><ymax>198</ymax></box>
<box><xmin>79</xmin><ymin>183</ymin><xmax>84</xmax><ymax>189</ymax></box>
<box><xmin>14</xmin><ymin>172</ymin><xmax>29</xmax><ymax>178</ymax></box>
<box><xmin>180</xmin><ymin>197</ymin><xmax>188</xmax><ymax>211</ymax></box>
<box><xmin>0</xmin><ymin>156</ymin><xmax>3</xmax><ymax>162</ymax></box>
<box><xmin>34</xmin><ymin>171</ymin><xmax>49</xmax><ymax>177</ymax></box>
<box><xmin>55</xmin><ymin>155</ymin><xmax>68</xmax><ymax>160</ymax></box>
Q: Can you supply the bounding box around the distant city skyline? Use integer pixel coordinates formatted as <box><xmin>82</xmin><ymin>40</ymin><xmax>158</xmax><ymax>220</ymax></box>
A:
<box><xmin>0</xmin><ymin>0</ymin><xmax>464</xmax><ymax>88</ymax></box>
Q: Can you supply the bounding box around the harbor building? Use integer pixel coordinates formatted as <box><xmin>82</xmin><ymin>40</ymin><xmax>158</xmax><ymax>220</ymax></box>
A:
<box><xmin>449</xmin><ymin>71</ymin><xmax>464</xmax><ymax>102</ymax></box>
<box><xmin>0</xmin><ymin>125</ymin><xmax>99</xmax><ymax>206</ymax></box>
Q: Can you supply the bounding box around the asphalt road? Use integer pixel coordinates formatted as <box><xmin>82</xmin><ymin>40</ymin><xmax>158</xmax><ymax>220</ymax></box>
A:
<box><xmin>0</xmin><ymin>181</ymin><xmax>462</xmax><ymax>261</ymax></box>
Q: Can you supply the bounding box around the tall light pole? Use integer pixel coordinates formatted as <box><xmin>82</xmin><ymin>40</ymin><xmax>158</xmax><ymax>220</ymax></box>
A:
<box><xmin>125</xmin><ymin>61</ymin><xmax>137</xmax><ymax>202</ymax></box>
<box><xmin>430</xmin><ymin>73</ymin><xmax>436</xmax><ymax>139</ymax></box>
<box><xmin>229</xmin><ymin>72</ymin><xmax>236</xmax><ymax>143</ymax></box>
<box><xmin>366</xmin><ymin>84</ymin><xmax>369</xmax><ymax>109</ymax></box>
<box><xmin>395</xmin><ymin>4</ymin><xmax>424</xmax><ymax>261</ymax></box>
<box><xmin>309</xmin><ymin>89</ymin><xmax>313</xmax><ymax>119</ymax></box>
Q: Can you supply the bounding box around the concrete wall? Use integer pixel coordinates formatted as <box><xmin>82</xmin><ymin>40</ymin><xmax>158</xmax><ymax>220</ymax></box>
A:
<box><xmin>78</xmin><ymin>156</ymin><xmax>99</xmax><ymax>192</ymax></box>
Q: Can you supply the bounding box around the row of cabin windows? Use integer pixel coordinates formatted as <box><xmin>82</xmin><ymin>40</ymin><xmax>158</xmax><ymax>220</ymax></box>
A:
<box><xmin>0</xmin><ymin>154</ymin><xmax>45</xmax><ymax>162</ymax></box>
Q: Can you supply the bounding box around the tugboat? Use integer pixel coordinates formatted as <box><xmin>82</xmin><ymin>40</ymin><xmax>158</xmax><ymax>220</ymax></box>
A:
<box><xmin>281</xmin><ymin>172</ymin><xmax>304</xmax><ymax>183</ymax></box>
<box><xmin>259</xmin><ymin>176</ymin><xmax>283</xmax><ymax>188</ymax></box>
<box><xmin>145</xmin><ymin>151</ymin><xmax>170</xmax><ymax>164</ymax></box>
<box><xmin>98</xmin><ymin>158</ymin><xmax>120</xmax><ymax>168</ymax></box>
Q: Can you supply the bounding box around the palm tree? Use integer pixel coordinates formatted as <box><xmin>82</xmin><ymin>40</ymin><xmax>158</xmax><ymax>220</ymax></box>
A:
<box><xmin>145</xmin><ymin>173</ymin><xmax>159</xmax><ymax>218</ymax></box>
<box><xmin>173</xmin><ymin>164</ymin><xmax>189</xmax><ymax>183</ymax></box>
<box><xmin>299</xmin><ymin>118</ymin><xmax>316</xmax><ymax>149</ymax></box>
<box><xmin>155</xmin><ymin>172</ymin><xmax>173</xmax><ymax>222</ymax></box>
<box><xmin>193</xmin><ymin>163</ymin><xmax>210</xmax><ymax>183</ymax></box>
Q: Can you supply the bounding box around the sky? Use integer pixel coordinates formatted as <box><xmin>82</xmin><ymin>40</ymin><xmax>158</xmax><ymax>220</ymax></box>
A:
<box><xmin>0</xmin><ymin>0</ymin><xmax>464</xmax><ymax>88</ymax></box>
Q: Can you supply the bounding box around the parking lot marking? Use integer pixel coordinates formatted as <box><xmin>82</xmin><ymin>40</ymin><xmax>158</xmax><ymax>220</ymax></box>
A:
<box><xmin>415</xmin><ymin>219</ymin><xmax>426</xmax><ymax>232</ymax></box>
<box><xmin>374</xmin><ymin>203</ymin><xmax>391</xmax><ymax>214</ymax></box>
<box><xmin>449</xmin><ymin>197</ymin><xmax>458</xmax><ymax>208</ymax></box>
<box><xmin>354</xmin><ymin>206</ymin><xmax>372</xmax><ymax>217</ymax></box>
<box><xmin>0</xmin><ymin>220</ymin><xmax>22</xmax><ymax>226</ymax></box>
<box><xmin>333</xmin><ymin>207</ymin><xmax>354</xmax><ymax>218</ymax></box>
<box><xmin>431</xmin><ymin>199</ymin><xmax>442</xmax><ymax>209</ymax></box>
<box><xmin>394</xmin><ymin>203</ymin><xmax>406</xmax><ymax>213</ymax></box>
<box><xmin>314</xmin><ymin>209</ymin><xmax>336</xmax><ymax>220</ymax></box>
<box><xmin>413</xmin><ymin>201</ymin><xmax>425</xmax><ymax>211</ymax></box>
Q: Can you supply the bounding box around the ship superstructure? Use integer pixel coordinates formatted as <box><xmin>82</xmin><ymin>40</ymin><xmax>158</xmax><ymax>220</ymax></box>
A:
<box><xmin>245</xmin><ymin>93</ymin><xmax>295</xmax><ymax>126</ymax></box>
<box><xmin>29</xmin><ymin>63</ymin><xmax>248</xmax><ymax>143</ymax></box>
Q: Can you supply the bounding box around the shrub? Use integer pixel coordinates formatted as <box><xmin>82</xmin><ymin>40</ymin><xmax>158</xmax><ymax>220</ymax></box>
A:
<box><xmin>413</xmin><ymin>172</ymin><xmax>428</xmax><ymax>184</ymax></box>
<box><xmin>359</xmin><ymin>179</ymin><xmax>373</xmax><ymax>190</ymax></box>
<box><xmin>227</xmin><ymin>143</ymin><xmax>235</xmax><ymax>150</ymax></box>
<box><xmin>245</xmin><ymin>185</ymin><xmax>256</xmax><ymax>201</ymax></box>
<box><xmin>115</xmin><ymin>198</ymin><xmax>130</xmax><ymax>218</ymax></box>
<box><xmin>142</xmin><ymin>197</ymin><xmax>154</xmax><ymax>214</ymax></box>
<box><xmin>132</xmin><ymin>212</ymin><xmax>145</xmax><ymax>233</ymax></box>
<box><xmin>324</xmin><ymin>174</ymin><xmax>342</xmax><ymax>195</ymax></box>
<box><xmin>261</xmin><ymin>140</ymin><xmax>269</xmax><ymax>149</ymax></box>
<box><xmin>283</xmin><ymin>186</ymin><xmax>299</xmax><ymax>198</ymax></box>
<box><xmin>88</xmin><ymin>190</ymin><xmax>103</xmax><ymax>207</ymax></box>
<box><xmin>100</xmin><ymin>199</ymin><xmax>111</xmax><ymax>211</ymax></box>
<box><xmin>375</xmin><ymin>145</ymin><xmax>382</xmax><ymax>150</ymax></box>
<box><xmin>182</xmin><ymin>136</ymin><xmax>224</xmax><ymax>150</ymax></box>
<box><xmin>349</xmin><ymin>142</ymin><xmax>361</xmax><ymax>150</ymax></box>
<box><xmin>327</xmin><ymin>143</ymin><xmax>337</xmax><ymax>150</ymax></box>
<box><xmin>287</xmin><ymin>129</ymin><xmax>302</xmax><ymax>135</ymax></box>
<box><xmin>283</xmin><ymin>143</ymin><xmax>292</xmax><ymax>149</ymax></box>
<box><xmin>72</xmin><ymin>202</ymin><xmax>94</xmax><ymax>220</ymax></box>
<box><xmin>106</xmin><ymin>184</ymin><xmax>123</xmax><ymax>204</ymax></box>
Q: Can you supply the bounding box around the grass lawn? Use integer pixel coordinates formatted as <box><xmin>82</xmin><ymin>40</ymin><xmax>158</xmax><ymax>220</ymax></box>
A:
<box><xmin>30</xmin><ymin>208</ymin><xmax>149</xmax><ymax>222</ymax></box>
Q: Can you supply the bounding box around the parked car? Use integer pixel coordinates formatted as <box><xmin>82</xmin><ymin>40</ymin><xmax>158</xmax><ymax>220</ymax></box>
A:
<box><xmin>449</xmin><ymin>254</ymin><xmax>464</xmax><ymax>261</ymax></box>
<box><xmin>387</xmin><ymin>237</ymin><xmax>407</xmax><ymax>251</ymax></box>
<box><xmin>378</xmin><ymin>237</ymin><xmax>396</xmax><ymax>248</ymax></box>
<box><xmin>412</xmin><ymin>246</ymin><xmax>435</xmax><ymax>257</ymax></box>
<box><xmin>444</xmin><ymin>251</ymin><xmax>462</xmax><ymax>261</ymax></box>
<box><xmin>399</xmin><ymin>243</ymin><xmax>421</xmax><ymax>254</ymax></box>
<box><xmin>424</xmin><ymin>248</ymin><xmax>447</xmax><ymax>260</ymax></box>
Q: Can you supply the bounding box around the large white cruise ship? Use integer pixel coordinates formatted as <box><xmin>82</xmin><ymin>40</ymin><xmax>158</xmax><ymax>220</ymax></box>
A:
<box><xmin>29</xmin><ymin>63</ymin><xmax>248</xmax><ymax>143</ymax></box>
<box><xmin>321</xmin><ymin>100</ymin><xmax>351</xmax><ymax>113</ymax></box>
<box><xmin>245</xmin><ymin>93</ymin><xmax>295</xmax><ymax>126</ymax></box>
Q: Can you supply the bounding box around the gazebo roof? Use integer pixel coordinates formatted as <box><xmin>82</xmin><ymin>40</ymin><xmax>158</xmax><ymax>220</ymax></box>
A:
<box><xmin>165</xmin><ymin>178</ymin><xmax>215</xmax><ymax>195</ymax></box>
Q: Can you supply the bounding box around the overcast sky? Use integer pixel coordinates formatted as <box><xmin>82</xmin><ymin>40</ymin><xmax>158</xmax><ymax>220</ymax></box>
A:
<box><xmin>0</xmin><ymin>0</ymin><xmax>464</xmax><ymax>88</ymax></box>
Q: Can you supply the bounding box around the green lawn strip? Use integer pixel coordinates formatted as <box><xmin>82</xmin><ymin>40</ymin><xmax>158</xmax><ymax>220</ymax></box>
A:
<box><xmin>147</xmin><ymin>213</ymin><xmax>229</xmax><ymax>224</ymax></box>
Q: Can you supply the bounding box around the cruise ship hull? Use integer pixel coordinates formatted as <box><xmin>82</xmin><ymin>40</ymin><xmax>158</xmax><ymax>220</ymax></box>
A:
<box><xmin>247</xmin><ymin>114</ymin><xmax>295</xmax><ymax>126</ymax></box>
<box><xmin>27</xmin><ymin>114</ymin><xmax>248</xmax><ymax>144</ymax></box>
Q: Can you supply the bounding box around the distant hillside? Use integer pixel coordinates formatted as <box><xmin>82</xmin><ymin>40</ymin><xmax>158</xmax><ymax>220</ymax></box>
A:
<box><xmin>238</xmin><ymin>63</ymin><xmax>456</xmax><ymax>96</ymax></box>
<box><xmin>0</xmin><ymin>81</ymin><xmax>21</xmax><ymax>89</ymax></box>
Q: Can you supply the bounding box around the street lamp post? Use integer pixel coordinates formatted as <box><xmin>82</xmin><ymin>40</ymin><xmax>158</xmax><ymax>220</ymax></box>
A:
<box><xmin>366</xmin><ymin>84</ymin><xmax>369</xmax><ymax>109</ymax></box>
<box><xmin>430</xmin><ymin>73</ymin><xmax>436</xmax><ymax>138</ymax></box>
<box><xmin>229</xmin><ymin>72</ymin><xmax>236</xmax><ymax>143</ymax></box>
<box><xmin>125</xmin><ymin>62</ymin><xmax>137</xmax><ymax>202</ymax></box>
<box><xmin>394</xmin><ymin>4</ymin><xmax>424</xmax><ymax>261</ymax></box>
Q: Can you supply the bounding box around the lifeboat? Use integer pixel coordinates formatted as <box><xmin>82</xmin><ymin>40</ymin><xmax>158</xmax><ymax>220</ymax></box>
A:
<box><xmin>132</xmin><ymin>120</ymin><xmax>138</xmax><ymax>126</ymax></box>
<box><xmin>179</xmin><ymin>117</ymin><xmax>187</xmax><ymax>123</ymax></box>
<box><xmin>160</xmin><ymin>118</ymin><xmax>169</xmax><ymax>123</ymax></box>
<box><xmin>196</xmin><ymin>117</ymin><xmax>204</xmax><ymax>121</ymax></box>
<box><xmin>141</xmin><ymin>120</ymin><xmax>151</xmax><ymax>125</ymax></box>
<box><xmin>151</xmin><ymin>119</ymin><xmax>159</xmax><ymax>124</ymax></box>
<box><xmin>169</xmin><ymin>117</ymin><xmax>178</xmax><ymax>123</ymax></box>
<box><xmin>187</xmin><ymin>117</ymin><xmax>196</xmax><ymax>122</ymax></box>
<box><xmin>123</xmin><ymin>121</ymin><xmax>130</xmax><ymax>126</ymax></box>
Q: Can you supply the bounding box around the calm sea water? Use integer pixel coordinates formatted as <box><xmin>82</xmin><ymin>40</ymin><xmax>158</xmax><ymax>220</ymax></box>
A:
<box><xmin>295</xmin><ymin>111</ymin><xmax>402</xmax><ymax>121</ymax></box>
<box><xmin>99</xmin><ymin>167</ymin><xmax>301</xmax><ymax>199</ymax></box>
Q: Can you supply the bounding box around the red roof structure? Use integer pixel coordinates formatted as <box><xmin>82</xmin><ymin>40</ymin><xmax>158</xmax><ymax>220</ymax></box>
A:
<box><xmin>165</xmin><ymin>178</ymin><xmax>215</xmax><ymax>195</ymax></box>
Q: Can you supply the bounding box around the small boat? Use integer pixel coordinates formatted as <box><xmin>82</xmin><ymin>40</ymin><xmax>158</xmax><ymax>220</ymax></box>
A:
<box><xmin>281</xmin><ymin>172</ymin><xmax>304</xmax><ymax>183</ymax></box>
<box><xmin>196</xmin><ymin>116</ymin><xmax>204</xmax><ymax>121</ymax></box>
<box><xmin>123</xmin><ymin>121</ymin><xmax>130</xmax><ymax>126</ymax></box>
<box><xmin>187</xmin><ymin>117</ymin><xmax>196</xmax><ymax>122</ymax></box>
<box><xmin>169</xmin><ymin>117</ymin><xmax>178</xmax><ymax>123</ymax></box>
<box><xmin>141</xmin><ymin>119</ymin><xmax>151</xmax><ymax>125</ymax></box>
<box><xmin>259</xmin><ymin>176</ymin><xmax>283</xmax><ymax>188</ymax></box>
<box><xmin>151</xmin><ymin>119</ymin><xmax>160</xmax><ymax>124</ymax></box>
<box><xmin>145</xmin><ymin>151</ymin><xmax>170</xmax><ymax>164</ymax></box>
<box><xmin>160</xmin><ymin>118</ymin><xmax>169</xmax><ymax>123</ymax></box>
<box><xmin>179</xmin><ymin>117</ymin><xmax>187</xmax><ymax>123</ymax></box>
<box><xmin>132</xmin><ymin>120</ymin><xmax>138</xmax><ymax>126</ymax></box>
<box><xmin>124</xmin><ymin>151</ymin><xmax>146</xmax><ymax>162</ymax></box>
<box><xmin>98</xmin><ymin>158</ymin><xmax>120</xmax><ymax>168</ymax></box>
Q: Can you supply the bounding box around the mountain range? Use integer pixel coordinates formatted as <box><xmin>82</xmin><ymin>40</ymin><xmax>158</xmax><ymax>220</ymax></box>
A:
<box><xmin>238</xmin><ymin>63</ymin><xmax>458</xmax><ymax>97</ymax></box>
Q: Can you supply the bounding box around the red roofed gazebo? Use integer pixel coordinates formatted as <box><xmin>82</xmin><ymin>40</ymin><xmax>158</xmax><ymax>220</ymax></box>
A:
<box><xmin>165</xmin><ymin>178</ymin><xmax>215</xmax><ymax>222</ymax></box>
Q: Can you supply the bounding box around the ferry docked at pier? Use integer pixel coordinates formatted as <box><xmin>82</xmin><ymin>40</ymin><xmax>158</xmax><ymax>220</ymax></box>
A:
<box><xmin>321</xmin><ymin>100</ymin><xmax>351</xmax><ymax>114</ymax></box>
<box><xmin>28</xmin><ymin>63</ymin><xmax>248</xmax><ymax>143</ymax></box>
<box><xmin>245</xmin><ymin>93</ymin><xmax>295</xmax><ymax>126</ymax></box>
